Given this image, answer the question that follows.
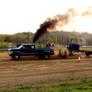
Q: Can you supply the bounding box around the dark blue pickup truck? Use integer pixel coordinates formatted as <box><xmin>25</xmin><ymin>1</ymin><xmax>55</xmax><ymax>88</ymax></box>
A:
<box><xmin>8</xmin><ymin>44</ymin><xmax>54</xmax><ymax>60</ymax></box>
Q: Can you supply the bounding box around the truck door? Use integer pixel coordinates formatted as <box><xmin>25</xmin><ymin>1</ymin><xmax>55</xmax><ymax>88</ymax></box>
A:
<box><xmin>29</xmin><ymin>45</ymin><xmax>36</xmax><ymax>55</ymax></box>
<box><xmin>21</xmin><ymin>45</ymin><xmax>31</xmax><ymax>56</ymax></box>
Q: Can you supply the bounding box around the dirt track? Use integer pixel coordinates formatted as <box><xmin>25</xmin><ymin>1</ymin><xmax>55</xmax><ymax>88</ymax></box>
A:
<box><xmin>0</xmin><ymin>53</ymin><xmax>92</xmax><ymax>90</ymax></box>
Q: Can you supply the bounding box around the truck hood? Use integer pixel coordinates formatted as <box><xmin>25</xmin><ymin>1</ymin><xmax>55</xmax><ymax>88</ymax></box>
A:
<box><xmin>8</xmin><ymin>48</ymin><xmax>20</xmax><ymax>51</ymax></box>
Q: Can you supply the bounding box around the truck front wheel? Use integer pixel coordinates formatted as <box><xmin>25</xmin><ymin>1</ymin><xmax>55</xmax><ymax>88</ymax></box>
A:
<box><xmin>44</xmin><ymin>54</ymin><xmax>50</xmax><ymax>60</ymax></box>
<box><xmin>12</xmin><ymin>55</ymin><xmax>20</xmax><ymax>60</ymax></box>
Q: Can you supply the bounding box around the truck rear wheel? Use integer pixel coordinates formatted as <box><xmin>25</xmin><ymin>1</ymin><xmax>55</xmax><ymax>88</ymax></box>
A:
<box><xmin>85</xmin><ymin>52</ymin><xmax>90</xmax><ymax>56</ymax></box>
<box><xmin>12</xmin><ymin>55</ymin><xmax>20</xmax><ymax>60</ymax></box>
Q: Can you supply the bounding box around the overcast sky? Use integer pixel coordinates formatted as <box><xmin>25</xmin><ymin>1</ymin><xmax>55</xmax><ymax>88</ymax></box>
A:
<box><xmin>0</xmin><ymin>0</ymin><xmax>92</xmax><ymax>34</ymax></box>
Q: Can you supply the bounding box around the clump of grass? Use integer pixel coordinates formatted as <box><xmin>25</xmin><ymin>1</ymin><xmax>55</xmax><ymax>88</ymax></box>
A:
<box><xmin>81</xmin><ymin>78</ymin><xmax>89</xmax><ymax>83</ymax></box>
<box><xmin>18</xmin><ymin>84</ymin><xmax>32</xmax><ymax>89</ymax></box>
<box><xmin>81</xmin><ymin>78</ymin><xmax>92</xmax><ymax>84</ymax></box>
<box><xmin>18</xmin><ymin>84</ymin><xmax>41</xmax><ymax>90</ymax></box>
<box><xmin>69</xmin><ymin>77</ymin><xmax>78</xmax><ymax>80</ymax></box>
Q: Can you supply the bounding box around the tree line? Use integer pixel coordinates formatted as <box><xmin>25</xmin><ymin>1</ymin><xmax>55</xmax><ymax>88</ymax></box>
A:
<box><xmin>0</xmin><ymin>31</ymin><xmax>92</xmax><ymax>48</ymax></box>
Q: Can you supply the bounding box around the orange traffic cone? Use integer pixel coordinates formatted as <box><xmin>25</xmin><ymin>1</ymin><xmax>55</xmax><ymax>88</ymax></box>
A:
<box><xmin>78</xmin><ymin>57</ymin><xmax>80</xmax><ymax>63</ymax></box>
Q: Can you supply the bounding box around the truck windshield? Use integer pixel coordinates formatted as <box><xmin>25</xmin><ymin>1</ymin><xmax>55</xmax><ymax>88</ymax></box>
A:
<box><xmin>18</xmin><ymin>45</ymin><xmax>23</xmax><ymax>49</ymax></box>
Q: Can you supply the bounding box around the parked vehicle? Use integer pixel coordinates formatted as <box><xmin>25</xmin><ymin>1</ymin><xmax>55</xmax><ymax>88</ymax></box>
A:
<box><xmin>67</xmin><ymin>44</ymin><xmax>92</xmax><ymax>56</ymax></box>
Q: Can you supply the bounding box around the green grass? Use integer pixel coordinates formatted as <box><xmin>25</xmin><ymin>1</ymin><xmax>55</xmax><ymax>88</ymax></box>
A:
<box><xmin>0</xmin><ymin>42</ymin><xmax>13</xmax><ymax>49</ymax></box>
<box><xmin>80</xmin><ymin>48</ymin><xmax>92</xmax><ymax>51</ymax></box>
<box><xmin>1</xmin><ymin>77</ymin><xmax>92</xmax><ymax>92</ymax></box>
<box><xmin>0</xmin><ymin>51</ymin><xmax>8</xmax><ymax>53</ymax></box>
<box><xmin>68</xmin><ymin>77</ymin><xmax>79</xmax><ymax>81</ymax></box>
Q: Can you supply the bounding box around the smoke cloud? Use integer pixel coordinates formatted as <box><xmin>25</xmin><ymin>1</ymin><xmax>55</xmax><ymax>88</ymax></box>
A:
<box><xmin>33</xmin><ymin>9</ymin><xmax>76</xmax><ymax>43</ymax></box>
<box><xmin>81</xmin><ymin>6</ymin><xmax>92</xmax><ymax>17</ymax></box>
<box><xmin>33</xmin><ymin>7</ymin><xmax>92</xmax><ymax>43</ymax></box>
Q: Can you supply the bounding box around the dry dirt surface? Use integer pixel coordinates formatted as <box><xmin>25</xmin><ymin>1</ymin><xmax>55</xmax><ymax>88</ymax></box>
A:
<box><xmin>0</xmin><ymin>52</ymin><xmax>92</xmax><ymax>90</ymax></box>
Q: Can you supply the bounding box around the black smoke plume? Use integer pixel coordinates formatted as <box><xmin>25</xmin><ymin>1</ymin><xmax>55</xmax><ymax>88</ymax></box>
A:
<box><xmin>33</xmin><ymin>8</ymin><xmax>76</xmax><ymax>43</ymax></box>
<box><xmin>33</xmin><ymin>20</ymin><xmax>57</xmax><ymax>43</ymax></box>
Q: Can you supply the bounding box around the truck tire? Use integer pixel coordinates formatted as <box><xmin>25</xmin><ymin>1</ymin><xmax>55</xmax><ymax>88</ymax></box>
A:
<box><xmin>44</xmin><ymin>54</ymin><xmax>50</xmax><ymax>60</ymax></box>
<box><xmin>85</xmin><ymin>52</ymin><xmax>90</xmax><ymax>56</ymax></box>
<box><xmin>39</xmin><ymin>55</ymin><xmax>43</xmax><ymax>59</ymax></box>
<box><xmin>12</xmin><ymin>54</ymin><xmax>20</xmax><ymax>60</ymax></box>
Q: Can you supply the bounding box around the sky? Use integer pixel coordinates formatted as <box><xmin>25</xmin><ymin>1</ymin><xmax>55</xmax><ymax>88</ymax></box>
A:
<box><xmin>0</xmin><ymin>0</ymin><xmax>92</xmax><ymax>34</ymax></box>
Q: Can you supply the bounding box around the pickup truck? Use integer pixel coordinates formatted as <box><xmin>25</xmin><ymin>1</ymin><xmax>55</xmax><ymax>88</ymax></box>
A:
<box><xmin>8</xmin><ymin>44</ymin><xmax>54</xmax><ymax>60</ymax></box>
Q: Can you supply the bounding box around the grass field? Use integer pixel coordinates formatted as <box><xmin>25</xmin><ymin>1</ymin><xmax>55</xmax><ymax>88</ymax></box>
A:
<box><xmin>1</xmin><ymin>76</ymin><xmax>92</xmax><ymax>92</ymax></box>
